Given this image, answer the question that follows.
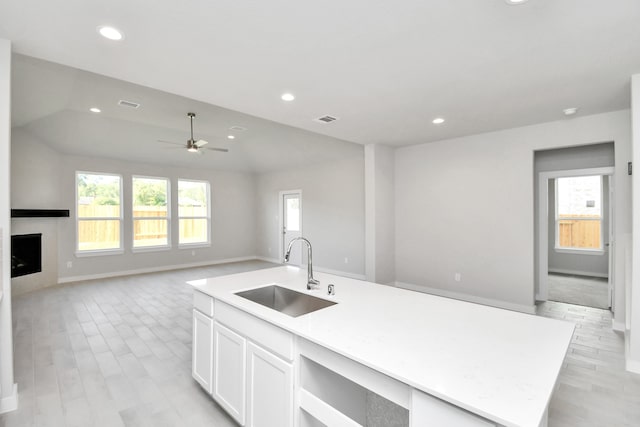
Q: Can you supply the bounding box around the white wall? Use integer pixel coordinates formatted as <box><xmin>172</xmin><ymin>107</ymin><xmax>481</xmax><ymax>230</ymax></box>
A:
<box><xmin>0</xmin><ymin>38</ymin><xmax>17</xmax><ymax>414</ymax></box>
<box><xmin>255</xmin><ymin>155</ymin><xmax>365</xmax><ymax>278</ymax></box>
<box><xmin>629</xmin><ymin>74</ymin><xmax>640</xmax><ymax>373</ymax></box>
<box><xmin>365</xmin><ymin>144</ymin><xmax>395</xmax><ymax>284</ymax></box>
<box><xmin>11</xmin><ymin>128</ymin><xmax>62</xmax><ymax>208</ymax></box>
<box><xmin>395</xmin><ymin>110</ymin><xmax>631</xmax><ymax>315</ymax></box>
<box><xmin>10</xmin><ymin>130</ymin><xmax>258</xmax><ymax>285</ymax></box>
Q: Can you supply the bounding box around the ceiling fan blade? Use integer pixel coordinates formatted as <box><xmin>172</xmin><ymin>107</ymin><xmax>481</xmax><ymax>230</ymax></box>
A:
<box><xmin>204</xmin><ymin>147</ymin><xmax>229</xmax><ymax>152</ymax></box>
<box><xmin>195</xmin><ymin>139</ymin><xmax>209</xmax><ymax>147</ymax></box>
<box><xmin>157</xmin><ymin>139</ymin><xmax>184</xmax><ymax>146</ymax></box>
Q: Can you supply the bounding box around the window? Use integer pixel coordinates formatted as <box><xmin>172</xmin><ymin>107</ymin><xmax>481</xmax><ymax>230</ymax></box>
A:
<box><xmin>178</xmin><ymin>179</ymin><xmax>210</xmax><ymax>245</ymax></box>
<box><xmin>133</xmin><ymin>176</ymin><xmax>170</xmax><ymax>249</ymax></box>
<box><xmin>555</xmin><ymin>175</ymin><xmax>602</xmax><ymax>251</ymax></box>
<box><xmin>77</xmin><ymin>172</ymin><xmax>122</xmax><ymax>253</ymax></box>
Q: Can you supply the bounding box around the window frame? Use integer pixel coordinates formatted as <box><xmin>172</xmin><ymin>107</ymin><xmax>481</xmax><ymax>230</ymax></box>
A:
<box><xmin>177</xmin><ymin>179</ymin><xmax>211</xmax><ymax>248</ymax></box>
<box><xmin>554</xmin><ymin>175</ymin><xmax>604</xmax><ymax>255</ymax></box>
<box><xmin>75</xmin><ymin>171</ymin><xmax>124</xmax><ymax>256</ymax></box>
<box><xmin>131</xmin><ymin>175</ymin><xmax>171</xmax><ymax>252</ymax></box>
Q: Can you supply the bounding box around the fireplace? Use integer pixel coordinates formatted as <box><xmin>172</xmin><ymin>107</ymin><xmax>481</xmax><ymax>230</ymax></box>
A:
<box><xmin>11</xmin><ymin>233</ymin><xmax>42</xmax><ymax>278</ymax></box>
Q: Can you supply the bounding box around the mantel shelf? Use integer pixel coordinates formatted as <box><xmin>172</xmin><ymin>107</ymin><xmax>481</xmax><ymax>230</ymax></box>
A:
<box><xmin>11</xmin><ymin>209</ymin><xmax>70</xmax><ymax>218</ymax></box>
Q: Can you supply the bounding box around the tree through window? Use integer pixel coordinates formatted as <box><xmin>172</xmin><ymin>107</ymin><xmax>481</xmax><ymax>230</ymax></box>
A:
<box><xmin>178</xmin><ymin>180</ymin><xmax>210</xmax><ymax>245</ymax></box>
<box><xmin>133</xmin><ymin>176</ymin><xmax>170</xmax><ymax>248</ymax></box>
<box><xmin>77</xmin><ymin>172</ymin><xmax>122</xmax><ymax>252</ymax></box>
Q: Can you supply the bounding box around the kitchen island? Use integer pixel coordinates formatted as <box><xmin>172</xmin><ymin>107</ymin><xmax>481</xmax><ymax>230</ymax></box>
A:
<box><xmin>189</xmin><ymin>266</ymin><xmax>574</xmax><ymax>427</ymax></box>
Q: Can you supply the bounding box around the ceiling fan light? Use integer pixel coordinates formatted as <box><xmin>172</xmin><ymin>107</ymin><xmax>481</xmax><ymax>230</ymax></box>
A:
<box><xmin>187</xmin><ymin>146</ymin><xmax>198</xmax><ymax>153</ymax></box>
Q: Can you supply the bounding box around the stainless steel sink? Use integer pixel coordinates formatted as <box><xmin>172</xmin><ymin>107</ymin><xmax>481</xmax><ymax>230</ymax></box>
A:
<box><xmin>235</xmin><ymin>285</ymin><xmax>337</xmax><ymax>317</ymax></box>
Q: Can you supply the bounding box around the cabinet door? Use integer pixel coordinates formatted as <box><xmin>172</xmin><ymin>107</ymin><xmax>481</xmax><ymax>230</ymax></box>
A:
<box><xmin>214</xmin><ymin>322</ymin><xmax>247</xmax><ymax>425</ymax></box>
<box><xmin>246</xmin><ymin>342</ymin><xmax>293</xmax><ymax>427</ymax></box>
<box><xmin>192</xmin><ymin>309</ymin><xmax>213</xmax><ymax>394</ymax></box>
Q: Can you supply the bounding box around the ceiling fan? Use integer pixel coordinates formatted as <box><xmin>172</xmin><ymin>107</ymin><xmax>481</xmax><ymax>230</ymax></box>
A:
<box><xmin>158</xmin><ymin>112</ymin><xmax>229</xmax><ymax>154</ymax></box>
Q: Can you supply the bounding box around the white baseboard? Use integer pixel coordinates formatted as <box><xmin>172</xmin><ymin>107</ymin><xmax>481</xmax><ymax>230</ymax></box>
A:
<box><xmin>255</xmin><ymin>257</ymin><xmax>366</xmax><ymax>281</ymax></box>
<box><xmin>612</xmin><ymin>320</ymin><xmax>625</xmax><ymax>332</ymax></box>
<box><xmin>548</xmin><ymin>268</ymin><xmax>608</xmax><ymax>279</ymax></box>
<box><xmin>395</xmin><ymin>281</ymin><xmax>536</xmax><ymax>314</ymax></box>
<box><xmin>626</xmin><ymin>358</ymin><xmax>640</xmax><ymax>374</ymax></box>
<box><xmin>0</xmin><ymin>383</ymin><xmax>18</xmax><ymax>414</ymax></box>
<box><xmin>256</xmin><ymin>256</ymin><xmax>282</xmax><ymax>265</ymax></box>
<box><xmin>58</xmin><ymin>256</ymin><xmax>261</xmax><ymax>284</ymax></box>
<box><xmin>314</xmin><ymin>266</ymin><xmax>366</xmax><ymax>281</ymax></box>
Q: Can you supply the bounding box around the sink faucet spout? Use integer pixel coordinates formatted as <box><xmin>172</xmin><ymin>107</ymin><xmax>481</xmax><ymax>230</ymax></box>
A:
<box><xmin>284</xmin><ymin>237</ymin><xmax>319</xmax><ymax>290</ymax></box>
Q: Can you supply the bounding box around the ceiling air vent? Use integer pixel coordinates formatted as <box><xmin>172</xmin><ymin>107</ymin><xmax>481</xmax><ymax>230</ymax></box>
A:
<box><xmin>313</xmin><ymin>115</ymin><xmax>339</xmax><ymax>124</ymax></box>
<box><xmin>229</xmin><ymin>126</ymin><xmax>247</xmax><ymax>132</ymax></box>
<box><xmin>118</xmin><ymin>99</ymin><xmax>141</xmax><ymax>109</ymax></box>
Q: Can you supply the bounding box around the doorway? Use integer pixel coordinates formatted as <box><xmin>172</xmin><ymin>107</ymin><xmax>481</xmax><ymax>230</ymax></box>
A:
<box><xmin>537</xmin><ymin>167</ymin><xmax>614</xmax><ymax>310</ymax></box>
<box><xmin>279</xmin><ymin>190</ymin><xmax>302</xmax><ymax>266</ymax></box>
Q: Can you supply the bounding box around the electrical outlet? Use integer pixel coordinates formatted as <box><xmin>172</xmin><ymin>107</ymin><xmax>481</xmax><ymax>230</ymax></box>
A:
<box><xmin>344</xmin><ymin>257</ymin><xmax>349</xmax><ymax>264</ymax></box>
<box><xmin>268</xmin><ymin>247</ymin><xmax>272</xmax><ymax>254</ymax></box>
<box><xmin>66</xmin><ymin>261</ymin><xmax>72</xmax><ymax>268</ymax></box>
<box><xmin>454</xmin><ymin>272</ymin><xmax>461</xmax><ymax>282</ymax></box>
<box><xmin>191</xmin><ymin>250</ymin><xmax>195</xmax><ymax>256</ymax></box>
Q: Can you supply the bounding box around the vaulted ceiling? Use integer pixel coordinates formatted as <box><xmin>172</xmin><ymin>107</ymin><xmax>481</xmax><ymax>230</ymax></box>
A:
<box><xmin>2</xmin><ymin>0</ymin><xmax>640</xmax><ymax>167</ymax></box>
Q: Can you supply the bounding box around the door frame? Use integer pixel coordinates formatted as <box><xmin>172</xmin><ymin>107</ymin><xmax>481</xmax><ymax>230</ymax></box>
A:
<box><xmin>537</xmin><ymin>167</ymin><xmax>615</xmax><ymax>303</ymax></box>
<box><xmin>278</xmin><ymin>189</ymin><xmax>303</xmax><ymax>264</ymax></box>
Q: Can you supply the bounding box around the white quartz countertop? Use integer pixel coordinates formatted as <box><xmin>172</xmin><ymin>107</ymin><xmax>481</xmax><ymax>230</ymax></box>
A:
<box><xmin>189</xmin><ymin>266</ymin><xmax>574</xmax><ymax>427</ymax></box>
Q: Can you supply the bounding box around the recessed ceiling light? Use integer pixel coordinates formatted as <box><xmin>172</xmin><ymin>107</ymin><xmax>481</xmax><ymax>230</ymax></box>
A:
<box><xmin>227</xmin><ymin>135</ymin><xmax>235</xmax><ymax>140</ymax></box>
<box><xmin>432</xmin><ymin>117</ymin><xmax>445</xmax><ymax>125</ymax></box>
<box><xmin>563</xmin><ymin>107</ymin><xmax>579</xmax><ymax>116</ymax></box>
<box><xmin>89</xmin><ymin>107</ymin><xmax>101</xmax><ymax>113</ymax></box>
<box><xmin>505</xmin><ymin>0</ymin><xmax>529</xmax><ymax>4</ymax></box>
<box><xmin>97</xmin><ymin>26</ymin><xmax>123</xmax><ymax>41</ymax></box>
<box><xmin>281</xmin><ymin>93</ymin><xmax>295</xmax><ymax>102</ymax></box>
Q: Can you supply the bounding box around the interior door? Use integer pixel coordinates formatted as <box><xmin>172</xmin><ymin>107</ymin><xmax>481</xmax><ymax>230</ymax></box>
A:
<box><xmin>607</xmin><ymin>177</ymin><xmax>615</xmax><ymax>310</ymax></box>
<box><xmin>281</xmin><ymin>192</ymin><xmax>302</xmax><ymax>266</ymax></box>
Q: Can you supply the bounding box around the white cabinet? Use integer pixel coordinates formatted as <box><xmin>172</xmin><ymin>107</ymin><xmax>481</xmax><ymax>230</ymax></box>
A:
<box><xmin>247</xmin><ymin>341</ymin><xmax>293</xmax><ymax>427</ymax></box>
<box><xmin>192</xmin><ymin>309</ymin><xmax>213</xmax><ymax>394</ymax></box>
<box><xmin>214</xmin><ymin>321</ymin><xmax>247</xmax><ymax>426</ymax></box>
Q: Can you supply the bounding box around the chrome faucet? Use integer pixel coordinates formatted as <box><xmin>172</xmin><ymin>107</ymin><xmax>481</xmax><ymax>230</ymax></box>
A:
<box><xmin>284</xmin><ymin>237</ymin><xmax>320</xmax><ymax>290</ymax></box>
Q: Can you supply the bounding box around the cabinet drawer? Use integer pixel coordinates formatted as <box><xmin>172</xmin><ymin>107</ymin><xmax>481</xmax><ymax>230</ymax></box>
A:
<box><xmin>193</xmin><ymin>290</ymin><xmax>214</xmax><ymax>317</ymax></box>
<box><xmin>215</xmin><ymin>300</ymin><xmax>294</xmax><ymax>361</ymax></box>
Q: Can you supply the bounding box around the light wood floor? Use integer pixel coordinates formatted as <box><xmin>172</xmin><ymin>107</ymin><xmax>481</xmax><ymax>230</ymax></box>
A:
<box><xmin>1</xmin><ymin>261</ymin><xmax>639</xmax><ymax>426</ymax></box>
<box><xmin>538</xmin><ymin>301</ymin><xmax>640</xmax><ymax>426</ymax></box>
<box><xmin>548</xmin><ymin>273</ymin><xmax>609</xmax><ymax>309</ymax></box>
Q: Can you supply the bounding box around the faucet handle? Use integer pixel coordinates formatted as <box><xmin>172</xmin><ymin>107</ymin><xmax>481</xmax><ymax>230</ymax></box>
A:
<box><xmin>307</xmin><ymin>278</ymin><xmax>320</xmax><ymax>290</ymax></box>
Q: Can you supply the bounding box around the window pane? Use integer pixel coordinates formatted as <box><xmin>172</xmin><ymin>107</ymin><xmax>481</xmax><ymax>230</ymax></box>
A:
<box><xmin>180</xmin><ymin>219</ymin><xmax>208</xmax><ymax>244</ymax></box>
<box><xmin>557</xmin><ymin>176</ymin><xmax>601</xmax><ymax>218</ymax></box>
<box><xmin>77</xmin><ymin>173</ymin><xmax>121</xmax><ymax>218</ymax></box>
<box><xmin>133</xmin><ymin>177</ymin><xmax>168</xmax><ymax>217</ymax></box>
<box><xmin>133</xmin><ymin>219</ymin><xmax>168</xmax><ymax>247</ymax></box>
<box><xmin>286</xmin><ymin>197</ymin><xmax>300</xmax><ymax>231</ymax></box>
<box><xmin>78</xmin><ymin>220</ymin><xmax>120</xmax><ymax>250</ymax></box>
<box><xmin>557</xmin><ymin>176</ymin><xmax>602</xmax><ymax>249</ymax></box>
<box><xmin>178</xmin><ymin>181</ymin><xmax>208</xmax><ymax>217</ymax></box>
